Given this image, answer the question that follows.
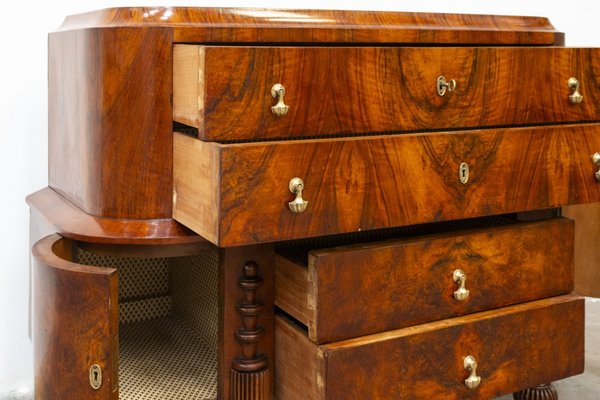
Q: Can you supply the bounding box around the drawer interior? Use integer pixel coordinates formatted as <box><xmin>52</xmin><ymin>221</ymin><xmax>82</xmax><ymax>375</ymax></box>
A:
<box><xmin>76</xmin><ymin>245</ymin><xmax>218</xmax><ymax>400</ymax></box>
<box><xmin>275</xmin><ymin>213</ymin><xmax>519</xmax><ymax>266</ymax></box>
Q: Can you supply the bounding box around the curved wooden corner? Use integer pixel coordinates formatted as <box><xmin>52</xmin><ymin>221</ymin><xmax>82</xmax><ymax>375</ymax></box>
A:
<box><xmin>56</xmin><ymin>7</ymin><xmax>561</xmax><ymax>45</ymax></box>
<box><xmin>27</xmin><ymin>187</ymin><xmax>208</xmax><ymax>245</ymax></box>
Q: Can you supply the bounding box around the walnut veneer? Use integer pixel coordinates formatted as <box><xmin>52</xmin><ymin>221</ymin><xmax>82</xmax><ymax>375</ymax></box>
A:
<box><xmin>28</xmin><ymin>7</ymin><xmax>596</xmax><ymax>400</ymax></box>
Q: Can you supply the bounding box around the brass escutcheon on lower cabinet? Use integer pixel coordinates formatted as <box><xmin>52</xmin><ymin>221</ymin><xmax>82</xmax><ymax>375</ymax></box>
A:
<box><xmin>89</xmin><ymin>364</ymin><xmax>102</xmax><ymax>389</ymax></box>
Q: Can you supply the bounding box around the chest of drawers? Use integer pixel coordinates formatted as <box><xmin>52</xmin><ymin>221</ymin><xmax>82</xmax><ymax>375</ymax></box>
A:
<box><xmin>28</xmin><ymin>7</ymin><xmax>596</xmax><ymax>400</ymax></box>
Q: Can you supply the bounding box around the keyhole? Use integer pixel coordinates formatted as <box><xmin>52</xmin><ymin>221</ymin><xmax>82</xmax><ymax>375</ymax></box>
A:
<box><xmin>89</xmin><ymin>364</ymin><xmax>102</xmax><ymax>389</ymax></box>
<box><xmin>459</xmin><ymin>163</ymin><xmax>469</xmax><ymax>184</ymax></box>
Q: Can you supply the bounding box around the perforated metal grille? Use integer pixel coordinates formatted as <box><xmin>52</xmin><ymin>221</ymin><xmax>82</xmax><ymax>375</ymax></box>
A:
<box><xmin>120</xmin><ymin>316</ymin><xmax>217</xmax><ymax>400</ymax></box>
<box><xmin>77</xmin><ymin>249</ymin><xmax>169</xmax><ymax>299</ymax></box>
<box><xmin>170</xmin><ymin>251</ymin><xmax>220</xmax><ymax>351</ymax></box>
<box><xmin>119</xmin><ymin>296</ymin><xmax>172</xmax><ymax>324</ymax></box>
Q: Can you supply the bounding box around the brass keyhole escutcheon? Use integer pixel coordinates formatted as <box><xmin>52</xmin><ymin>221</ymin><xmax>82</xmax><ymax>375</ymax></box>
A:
<box><xmin>89</xmin><ymin>364</ymin><xmax>102</xmax><ymax>389</ymax></box>
<box><xmin>459</xmin><ymin>163</ymin><xmax>469</xmax><ymax>184</ymax></box>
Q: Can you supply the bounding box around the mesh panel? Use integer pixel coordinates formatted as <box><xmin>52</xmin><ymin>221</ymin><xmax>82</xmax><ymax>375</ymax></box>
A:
<box><xmin>120</xmin><ymin>317</ymin><xmax>217</xmax><ymax>400</ymax></box>
<box><xmin>77</xmin><ymin>249</ymin><xmax>169</xmax><ymax>300</ymax></box>
<box><xmin>119</xmin><ymin>296</ymin><xmax>172</xmax><ymax>324</ymax></box>
<box><xmin>276</xmin><ymin>214</ymin><xmax>518</xmax><ymax>265</ymax></box>
<box><xmin>170</xmin><ymin>251</ymin><xmax>220</xmax><ymax>351</ymax></box>
<box><xmin>76</xmin><ymin>248</ymin><xmax>219</xmax><ymax>399</ymax></box>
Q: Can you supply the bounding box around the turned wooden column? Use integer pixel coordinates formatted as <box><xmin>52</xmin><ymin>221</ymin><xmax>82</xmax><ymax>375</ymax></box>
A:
<box><xmin>514</xmin><ymin>383</ymin><xmax>558</xmax><ymax>400</ymax></box>
<box><xmin>219</xmin><ymin>246</ymin><xmax>274</xmax><ymax>400</ymax></box>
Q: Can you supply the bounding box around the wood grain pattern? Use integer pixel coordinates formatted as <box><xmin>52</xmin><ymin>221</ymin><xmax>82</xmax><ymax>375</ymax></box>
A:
<box><xmin>275</xmin><ymin>295</ymin><xmax>584</xmax><ymax>400</ymax></box>
<box><xmin>173</xmin><ymin>134</ymin><xmax>220</xmax><ymax>244</ymax></box>
<box><xmin>27</xmin><ymin>188</ymin><xmax>206</xmax><ymax>245</ymax></box>
<box><xmin>562</xmin><ymin>203</ymin><xmax>600</xmax><ymax>297</ymax></box>
<box><xmin>32</xmin><ymin>235</ymin><xmax>119</xmax><ymax>399</ymax></box>
<box><xmin>274</xmin><ymin>255</ymin><xmax>312</xmax><ymax>325</ymax></box>
<box><xmin>174</xmin><ymin>124</ymin><xmax>600</xmax><ymax>246</ymax></box>
<box><xmin>57</xmin><ymin>8</ymin><xmax>561</xmax><ymax>45</ymax></box>
<box><xmin>48</xmin><ymin>27</ymin><xmax>173</xmax><ymax>219</ymax></box>
<box><xmin>175</xmin><ymin>46</ymin><xmax>600</xmax><ymax>141</ymax></box>
<box><xmin>219</xmin><ymin>246</ymin><xmax>274</xmax><ymax>400</ymax></box>
<box><xmin>276</xmin><ymin>218</ymin><xmax>574</xmax><ymax>344</ymax></box>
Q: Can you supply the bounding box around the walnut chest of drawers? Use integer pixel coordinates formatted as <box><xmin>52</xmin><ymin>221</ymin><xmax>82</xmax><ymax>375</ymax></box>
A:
<box><xmin>27</xmin><ymin>7</ymin><xmax>598</xmax><ymax>400</ymax></box>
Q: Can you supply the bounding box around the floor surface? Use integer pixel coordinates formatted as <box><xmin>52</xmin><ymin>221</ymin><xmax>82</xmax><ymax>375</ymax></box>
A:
<box><xmin>2</xmin><ymin>298</ymin><xmax>599</xmax><ymax>400</ymax></box>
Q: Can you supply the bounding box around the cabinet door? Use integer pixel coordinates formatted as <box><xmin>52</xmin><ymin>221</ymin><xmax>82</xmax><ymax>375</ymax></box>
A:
<box><xmin>32</xmin><ymin>234</ymin><xmax>118</xmax><ymax>399</ymax></box>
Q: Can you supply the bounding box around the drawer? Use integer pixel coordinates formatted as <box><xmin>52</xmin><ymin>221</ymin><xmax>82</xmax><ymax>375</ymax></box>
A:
<box><xmin>174</xmin><ymin>46</ymin><xmax>600</xmax><ymax>141</ymax></box>
<box><xmin>275</xmin><ymin>295</ymin><xmax>584</xmax><ymax>400</ymax></box>
<box><xmin>173</xmin><ymin>124</ymin><xmax>600</xmax><ymax>246</ymax></box>
<box><xmin>275</xmin><ymin>217</ymin><xmax>574</xmax><ymax>343</ymax></box>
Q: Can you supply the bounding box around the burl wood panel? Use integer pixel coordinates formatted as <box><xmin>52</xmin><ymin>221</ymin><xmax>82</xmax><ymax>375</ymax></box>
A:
<box><xmin>219</xmin><ymin>246</ymin><xmax>274</xmax><ymax>400</ymax></box>
<box><xmin>276</xmin><ymin>218</ymin><xmax>574</xmax><ymax>344</ymax></box>
<box><xmin>174</xmin><ymin>124</ymin><xmax>600</xmax><ymax>246</ymax></box>
<box><xmin>175</xmin><ymin>47</ymin><xmax>600</xmax><ymax>141</ymax></box>
<box><xmin>27</xmin><ymin>188</ymin><xmax>206</xmax><ymax>245</ymax></box>
<box><xmin>275</xmin><ymin>295</ymin><xmax>584</xmax><ymax>400</ymax></box>
<box><xmin>562</xmin><ymin>203</ymin><xmax>600</xmax><ymax>297</ymax></box>
<box><xmin>32</xmin><ymin>235</ymin><xmax>118</xmax><ymax>399</ymax></box>
<box><xmin>48</xmin><ymin>27</ymin><xmax>173</xmax><ymax>219</ymax></box>
<box><xmin>58</xmin><ymin>8</ymin><xmax>561</xmax><ymax>45</ymax></box>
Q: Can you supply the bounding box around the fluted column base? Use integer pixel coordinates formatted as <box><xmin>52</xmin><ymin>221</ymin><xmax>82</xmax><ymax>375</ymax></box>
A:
<box><xmin>513</xmin><ymin>383</ymin><xmax>558</xmax><ymax>400</ymax></box>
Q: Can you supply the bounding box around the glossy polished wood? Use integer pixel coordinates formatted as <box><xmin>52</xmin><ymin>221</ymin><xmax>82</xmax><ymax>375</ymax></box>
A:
<box><xmin>33</xmin><ymin>235</ymin><xmax>119</xmax><ymax>400</ymax></box>
<box><xmin>48</xmin><ymin>27</ymin><xmax>173</xmax><ymax>219</ymax></box>
<box><xmin>562</xmin><ymin>203</ymin><xmax>600</xmax><ymax>297</ymax></box>
<box><xmin>174</xmin><ymin>124</ymin><xmax>600</xmax><ymax>246</ymax></box>
<box><xmin>175</xmin><ymin>46</ymin><xmax>600</xmax><ymax>141</ymax></box>
<box><xmin>275</xmin><ymin>295</ymin><xmax>584</xmax><ymax>400</ymax></box>
<box><xmin>219</xmin><ymin>246</ymin><xmax>274</xmax><ymax>400</ymax></box>
<box><xmin>58</xmin><ymin>7</ymin><xmax>562</xmax><ymax>45</ymax></box>
<box><xmin>26</xmin><ymin>188</ymin><xmax>207</xmax><ymax>245</ymax></box>
<box><xmin>276</xmin><ymin>218</ymin><xmax>574</xmax><ymax>344</ymax></box>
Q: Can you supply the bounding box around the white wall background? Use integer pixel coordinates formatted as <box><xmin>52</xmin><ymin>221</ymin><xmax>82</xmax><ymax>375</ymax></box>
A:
<box><xmin>0</xmin><ymin>0</ymin><xmax>598</xmax><ymax>394</ymax></box>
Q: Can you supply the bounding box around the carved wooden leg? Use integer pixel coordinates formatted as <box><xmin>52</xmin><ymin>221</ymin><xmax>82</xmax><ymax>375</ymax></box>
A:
<box><xmin>219</xmin><ymin>246</ymin><xmax>274</xmax><ymax>400</ymax></box>
<box><xmin>513</xmin><ymin>383</ymin><xmax>558</xmax><ymax>400</ymax></box>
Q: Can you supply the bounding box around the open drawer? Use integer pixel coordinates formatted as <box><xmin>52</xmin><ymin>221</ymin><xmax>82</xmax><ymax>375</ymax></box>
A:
<box><xmin>174</xmin><ymin>123</ymin><xmax>600</xmax><ymax>246</ymax></box>
<box><xmin>275</xmin><ymin>295</ymin><xmax>584</xmax><ymax>400</ymax></box>
<box><xmin>275</xmin><ymin>217</ymin><xmax>574</xmax><ymax>343</ymax></box>
<box><xmin>32</xmin><ymin>234</ymin><xmax>219</xmax><ymax>400</ymax></box>
<box><xmin>174</xmin><ymin>46</ymin><xmax>600</xmax><ymax>141</ymax></box>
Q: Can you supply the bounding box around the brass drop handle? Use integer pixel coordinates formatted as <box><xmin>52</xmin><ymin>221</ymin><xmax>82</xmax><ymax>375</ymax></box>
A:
<box><xmin>453</xmin><ymin>269</ymin><xmax>470</xmax><ymax>301</ymax></box>
<box><xmin>568</xmin><ymin>77</ymin><xmax>583</xmax><ymax>104</ymax></box>
<box><xmin>288</xmin><ymin>177</ymin><xmax>308</xmax><ymax>213</ymax></box>
<box><xmin>593</xmin><ymin>153</ymin><xmax>600</xmax><ymax>182</ymax></box>
<box><xmin>463</xmin><ymin>356</ymin><xmax>482</xmax><ymax>390</ymax></box>
<box><xmin>437</xmin><ymin>75</ymin><xmax>457</xmax><ymax>96</ymax></box>
<box><xmin>271</xmin><ymin>83</ymin><xmax>289</xmax><ymax>117</ymax></box>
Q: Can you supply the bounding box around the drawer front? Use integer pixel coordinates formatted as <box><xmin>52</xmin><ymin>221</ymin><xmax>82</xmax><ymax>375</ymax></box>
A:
<box><xmin>275</xmin><ymin>295</ymin><xmax>584</xmax><ymax>400</ymax></box>
<box><xmin>275</xmin><ymin>218</ymin><xmax>574</xmax><ymax>343</ymax></box>
<box><xmin>174</xmin><ymin>46</ymin><xmax>600</xmax><ymax>141</ymax></box>
<box><xmin>174</xmin><ymin>124</ymin><xmax>600</xmax><ymax>246</ymax></box>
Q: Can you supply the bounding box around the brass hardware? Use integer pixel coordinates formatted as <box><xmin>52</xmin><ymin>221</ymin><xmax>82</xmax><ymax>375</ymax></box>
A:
<box><xmin>271</xmin><ymin>83</ymin><xmax>289</xmax><ymax>117</ymax></box>
<box><xmin>89</xmin><ymin>364</ymin><xmax>102</xmax><ymax>390</ymax></box>
<box><xmin>463</xmin><ymin>356</ymin><xmax>481</xmax><ymax>389</ymax></box>
<box><xmin>288</xmin><ymin>177</ymin><xmax>308</xmax><ymax>213</ymax></box>
<box><xmin>593</xmin><ymin>153</ymin><xmax>600</xmax><ymax>181</ymax></box>
<box><xmin>459</xmin><ymin>163</ymin><xmax>469</xmax><ymax>184</ymax></box>
<box><xmin>437</xmin><ymin>75</ymin><xmax>457</xmax><ymax>96</ymax></box>
<box><xmin>568</xmin><ymin>77</ymin><xmax>583</xmax><ymax>104</ymax></box>
<box><xmin>453</xmin><ymin>269</ymin><xmax>470</xmax><ymax>301</ymax></box>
